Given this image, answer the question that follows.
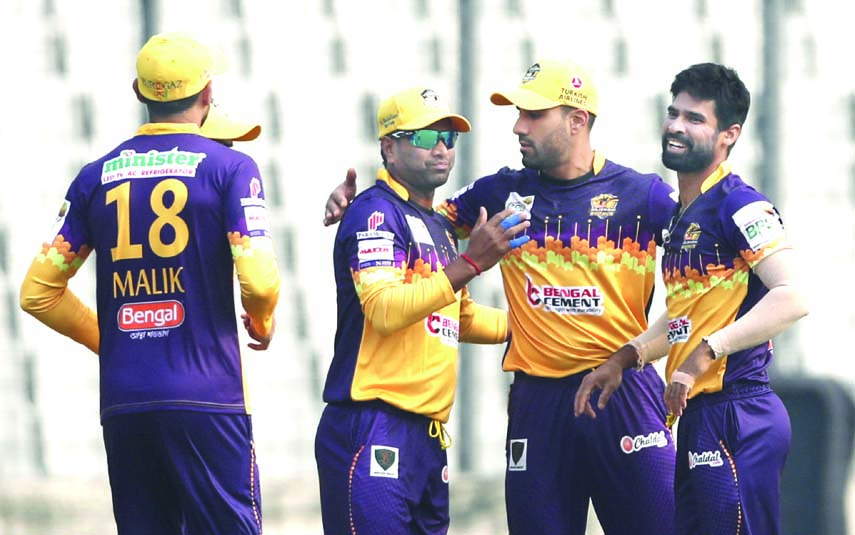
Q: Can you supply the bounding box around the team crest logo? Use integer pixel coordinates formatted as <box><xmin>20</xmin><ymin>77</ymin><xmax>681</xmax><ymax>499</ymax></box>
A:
<box><xmin>508</xmin><ymin>438</ymin><xmax>528</xmax><ymax>471</ymax></box>
<box><xmin>522</xmin><ymin>63</ymin><xmax>541</xmax><ymax>82</ymax></box>
<box><xmin>421</xmin><ymin>89</ymin><xmax>442</xmax><ymax>109</ymax></box>
<box><xmin>589</xmin><ymin>193</ymin><xmax>619</xmax><ymax>219</ymax></box>
<box><xmin>370</xmin><ymin>445</ymin><xmax>399</xmax><ymax>478</ymax></box>
<box><xmin>682</xmin><ymin>222</ymin><xmax>701</xmax><ymax>250</ymax></box>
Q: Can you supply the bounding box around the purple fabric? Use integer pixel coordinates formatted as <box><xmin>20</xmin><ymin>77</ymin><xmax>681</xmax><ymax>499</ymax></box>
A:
<box><xmin>102</xmin><ymin>411</ymin><xmax>262</xmax><ymax>535</ymax></box>
<box><xmin>315</xmin><ymin>403</ymin><xmax>450</xmax><ymax>534</ymax></box>
<box><xmin>676</xmin><ymin>385</ymin><xmax>791</xmax><ymax>535</ymax></box>
<box><xmin>504</xmin><ymin>366</ymin><xmax>676</xmax><ymax>534</ymax></box>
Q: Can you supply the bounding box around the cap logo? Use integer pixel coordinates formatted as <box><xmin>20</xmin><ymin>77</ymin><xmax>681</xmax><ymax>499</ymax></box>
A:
<box><xmin>571</xmin><ymin>76</ymin><xmax>583</xmax><ymax>89</ymax></box>
<box><xmin>522</xmin><ymin>63</ymin><xmax>541</xmax><ymax>82</ymax></box>
<box><xmin>420</xmin><ymin>89</ymin><xmax>442</xmax><ymax>109</ymax></box>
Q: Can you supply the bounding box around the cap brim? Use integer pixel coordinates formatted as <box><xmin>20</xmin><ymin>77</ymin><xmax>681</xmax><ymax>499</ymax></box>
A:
<box><xmin>201</xmin><ymin>107</ymin><xmax>261</xmax><ymax>142</ymax></box>
<box><xmin>398</xmin><ymin>112</ymin><xmax>472</xmax><ymax>133</ymax></box>
<box><xmin>490</xmin><ymin>88</ymin><xmax>558</xmax><ymax>111</ymax></box>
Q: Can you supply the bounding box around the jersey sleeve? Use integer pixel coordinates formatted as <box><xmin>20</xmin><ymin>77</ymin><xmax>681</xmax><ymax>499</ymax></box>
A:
<box><xmin>341</xmin><ymin>197</ymin><xmax>457</xmax><ymax>336</ymax></box>
<box><xmin>225</xmin><ymin>159</ymin><xmax>280</xmax><ymax>338</ymax></box>
<box><xmin>458</xmin><ymin>286</ymin><xmax>508</xmax><ymax>344</ymax></box>
<box><xmin>19</xmin><ymin>191</ymin><xmax>99</xmax><ymax>354</ymax></box>
<box><xmin>436</xmin><ymin>178</ymin><xmax>485</xmax><ymax>239</ymax></box>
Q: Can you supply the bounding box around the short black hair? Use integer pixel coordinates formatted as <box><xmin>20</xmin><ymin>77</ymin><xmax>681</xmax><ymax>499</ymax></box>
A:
<box><xmin>670</xmin><ymin>63</ymin><xmax>750</xmax><ymax>131</ymax></box>
<box><xmin>141</xmin><ymin>90</ymin><xmax>203</xmax><ymax>117</ymax></box>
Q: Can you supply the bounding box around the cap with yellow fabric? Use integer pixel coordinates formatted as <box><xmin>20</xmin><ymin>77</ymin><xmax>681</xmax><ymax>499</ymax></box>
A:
<box><xmin>200</xmin><ymin>105</ymin><xmax>261</xmax><ymax>142</ymax></box>
<box><xmin>490</xmin><ymin>59</ymin><xmax>599</xmax><ymax>115</ymax></box>
<box><xmin>136</xmin><ymin>32</ymin><xmax>226</xmax><ymax>102</ymax></box>
<box><xmin>377</xmin><ymin>87</ymin><xmax>471</xmax><ymax>139</ymax></box>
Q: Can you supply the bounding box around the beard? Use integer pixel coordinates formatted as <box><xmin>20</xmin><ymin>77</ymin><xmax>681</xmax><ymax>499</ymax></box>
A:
<box><xmin>661</xmin><ymin>134</ymin><xmax>715</xmax><ymax>173</ymax></box>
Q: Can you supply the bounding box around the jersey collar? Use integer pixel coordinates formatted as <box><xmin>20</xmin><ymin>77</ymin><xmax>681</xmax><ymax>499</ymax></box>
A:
<box><xmin>135</xmin><ymin>123</ymin><xmax>202</xmax><ymax>136</ymax></box>
<box><xmin>376</xmin><ymin>168</ymin><xmax>410</xmax><ymax>201</ymax></box>
<box><xmin>700</xmin><ymin>161</ymin><xmax>732</xmax><ymax>194</ymax></box>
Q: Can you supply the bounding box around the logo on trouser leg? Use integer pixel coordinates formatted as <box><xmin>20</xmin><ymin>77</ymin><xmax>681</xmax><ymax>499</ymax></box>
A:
<box><xmin>508</xmin><ymin>438</ymin><xmax>527</xmax><ymax>471</ymax></box>
<box><xmin>370</xmin><ymin>445</ymin><xmax>399</xmax><ymax>478</ymax></box>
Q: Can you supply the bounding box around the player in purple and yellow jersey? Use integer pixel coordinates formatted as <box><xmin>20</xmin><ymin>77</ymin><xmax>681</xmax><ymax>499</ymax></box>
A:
<box><xmin>315</xmin><ymin>87</ymin><xmax>530</xmax><ymax>535</ymax></box>
<box><xmin>323</xmin><ymin>60</ymin><xmax>678</xmax><ymax>535</ymax></box>
<box><xmin>576</xmin><ymin>63</ymin><xmax>808</xmax><ymax>535</ymax></box>
<box><xmin>19</xmin><ymin>33</ymin><xmax>280</xmax><ymax>535</ymax></box>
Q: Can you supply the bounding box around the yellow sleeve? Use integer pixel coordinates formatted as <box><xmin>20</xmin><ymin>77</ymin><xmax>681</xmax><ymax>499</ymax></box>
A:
<box><xmin>357</xmin><ymin>266</ymin><xmax>458</xmax><ymax>336</ymax></box>
<box><xmin>458</xmin><ymin>286</ymin><xmax>509</xmax><ymax>344</ymax></box>
<box><xmin>231</xmin><ymin>234</ymin><xmax>281</xmax><ymax>338</ymax></box>
<box><xmin>19</xmin><ymin>242</ymin><xmax>99</xmax><ymax>354</ymax></box>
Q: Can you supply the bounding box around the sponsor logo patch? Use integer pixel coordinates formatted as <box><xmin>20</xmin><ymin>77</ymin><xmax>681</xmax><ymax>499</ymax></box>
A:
<box><xmin>505</xmin><ymin>192</ymin><xmax>535</xmax><ymax>214</ymax></box>
<box><xmin>405</xmin><ymin>215</ymin><xmax>435</xmax><ymax>246</ymax></box>
<box><xmin>101</xmin><ymin>149</ymin><xmax>206</xmax><ymax>184</ymax></box>
<box><xmin>118</xmin><ymin>300</ymin><xmax>185</xmax><ymax>331</ymax></box>
<box><xmin>667</xmin><ymin>316</ymin><xmax>691</xmax><ymax>344</ymax></box>
<box><xmin>357</xmin><ymin>238</ymin><xmax>394</xmax><ymax>263</ymax></box>
<box><xmin>526</xmin><ymin>276</ymin><xmax>604</xmax><ymax>315</ymax></box>
<box><xmin>620</xmin><ymin>431</ymin><xmax>669</xmax><ymax>454</ymax></box>
<box><xmin>425</xmin><ymin>313</ymin><xmax>459</xmax><ymax>348</ymax></box>
<box><xmin>732</xmin><ymin>201</ymin><xmax>785</xmax><ymax>251</ymax></box>
<box><xmin>688</xmin><ymin>450</ymin><xmax>724</xmax><ymax>469</ymax></box>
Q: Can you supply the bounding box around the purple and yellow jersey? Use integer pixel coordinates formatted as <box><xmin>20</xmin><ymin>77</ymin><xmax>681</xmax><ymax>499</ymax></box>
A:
<box><xmin>437</xmin><ymin>152</ymin><xmax>676</xmax><ymax>377</ymax></box>
<box><xmin>323</xmin><ymin>171</ymin><xmax>507</xmax><ymax>423</ymax></box>
<box><xmin>20</xmin><ymin>123</ymin><xmax>280</xmax><ymax>420</ymax></box>
<box><xmin>662</xmin><ymin>163</ymin><xmax>789</xmax><ymax>396</ymax></box>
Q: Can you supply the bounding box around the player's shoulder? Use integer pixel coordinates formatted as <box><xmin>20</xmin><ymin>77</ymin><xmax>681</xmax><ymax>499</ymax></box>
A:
<box><xmin>600</xmin><ymin>158</ymin><xmax>664</xmax><ymax>184</ymax></box>
<box><xmin>718</xmin><ymin>173</ymin><xmax>774</xmax><ymax>215</ymax></box>
<box><xmin>345</xmin><ymin>184</ymin><xmax>406</xmax><ymax>222</ymax></box>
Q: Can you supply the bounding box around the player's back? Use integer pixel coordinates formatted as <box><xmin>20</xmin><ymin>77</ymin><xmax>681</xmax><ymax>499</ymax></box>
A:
<box><xmin>63</xmin><ymin>125</ymin><xmax>265</xmax><ymax>420</ymax></box>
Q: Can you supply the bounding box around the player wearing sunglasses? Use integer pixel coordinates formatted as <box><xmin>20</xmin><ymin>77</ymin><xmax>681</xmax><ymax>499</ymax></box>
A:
<box><xmin>323</xmin><ymin>61</ymin><xmax>679</xmax><ymax>535</ymax></box>
<box><xmin>314</xmin><ymin>86</ymin><xmax>530</xmax><ymax>534</ymax></box>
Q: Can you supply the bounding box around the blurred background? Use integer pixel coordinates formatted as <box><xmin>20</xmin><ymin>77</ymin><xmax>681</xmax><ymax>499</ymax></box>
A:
<box><xmin>1</xmin><ymin>0</ymin><xmax>853</xmax><ymax>533</ymax></box>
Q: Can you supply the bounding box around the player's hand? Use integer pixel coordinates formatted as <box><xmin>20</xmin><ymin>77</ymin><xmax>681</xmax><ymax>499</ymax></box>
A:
<box><xmin>663</xmin><ymin>341</ymin><xmax>713</xmax><ymax>416</ymax></box>
<box><xmin>242</xmin><ymin>313</ymin><xmax>274</xmax><ymax>351</ymax></box>
<box><xmin>574</xmin><ymin>360</ymin><xmax>624</xmax><ymax>419</ymax></box>
<box><xmin>323</xmin><ymin>168</ymin><xmax>358</xmax><ymax>226</ymax></box>
<box><xmin>463</xmin><ymin>208</ymin><xmax>530</xmax><ymax>271</ymax></box>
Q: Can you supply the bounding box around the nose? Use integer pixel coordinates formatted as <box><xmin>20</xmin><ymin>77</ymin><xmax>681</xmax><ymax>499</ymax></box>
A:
<box><xmin>513</xmin><ymin>114</ymin><xmax>527</xmax><ymax>136</ymax></box>
<box><xmin>665</xmin><ymin>116</ymin><xmax>685</xmax><ymax>135</ymax></box>
<box><xmin>431</xmin><ymin>140</ymin><xmax>450</xmax><ymax>154</ymax></box>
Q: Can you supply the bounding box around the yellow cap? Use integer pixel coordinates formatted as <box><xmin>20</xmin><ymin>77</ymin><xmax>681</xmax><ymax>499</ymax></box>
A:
<box><xmin>200</xmin><ymin>105</ymin><xmax>261</xmax><ymax>142</ymax></box>
<box><xmin>490</xmin><ymin>59</ymin><xmax>599</xmax><ymax>115</ymax></box>
<box><xmin>377</xmin><ymin>87</ymin><xmax>471</xmax><ymax>139</ymax></box>
<box><xmin>136</xmin><ymin>32</ymin><xmax>226</xmax><ymax>102</ymax></box>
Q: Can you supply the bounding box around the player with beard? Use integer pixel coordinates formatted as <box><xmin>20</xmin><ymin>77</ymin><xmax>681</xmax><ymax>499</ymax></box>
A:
<box><xmin>323</xmin><ymin>60</ymin><xmax>678</xmax><ymax>535</ymax></box>
<box><xmin>575</xmin><ymin>62</ymin><xmax>808</xmax><ymax>535</ymax></box>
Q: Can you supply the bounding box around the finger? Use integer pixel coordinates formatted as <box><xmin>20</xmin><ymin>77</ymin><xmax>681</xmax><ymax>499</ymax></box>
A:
<box><xmin>597</xmin><ymin>387</ymin><xmax>615</xmax><ymax>410</ymax></box>
<box><xmin>509</xmin><ymin>235</ymin><xmax>531</xmax><ymax>248</ymax></box>
<box><xmin>500</xmin><ymin>212</ymin><xmax>526</xmax><ymax>230</ymax></box>
<box><xmin>476</xmin><ymin>206</ymin><xmax>488</xmax><ymax>227</ymax></box>
<box><xmin>345</xmin><ymin>167</ymin><xmax>357</xmax><ymax>188</ymax></box>
<box><xmin>574</xmin><ymin>382</ymin><xmax>595</xmax><ymax>416</ymax></box>
<box><xmin>584</xmin><ymin>402</ymin><xmax>597</xmax><ymax>419</ymax></box>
